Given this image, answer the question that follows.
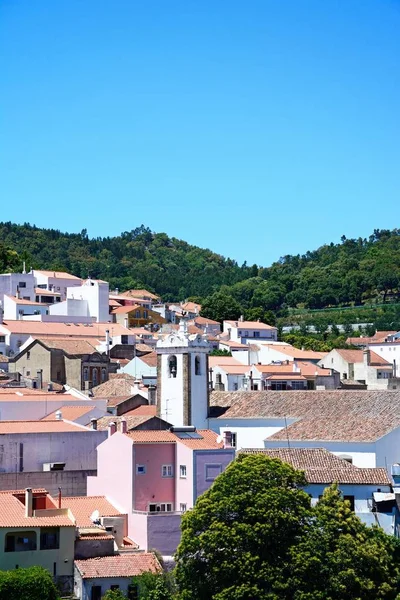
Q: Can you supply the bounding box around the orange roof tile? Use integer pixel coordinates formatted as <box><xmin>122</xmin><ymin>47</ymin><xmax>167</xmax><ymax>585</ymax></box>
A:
<box><xmin>33</xmin><ymin>270</ymin><xmax>81</xmax><ymax>280</ymax></box>
<box><xmin>122</xmin><ymin>405</ymin><xmax>157</xmax><ymax>416</ymax></box>
<box><xmin>0</xmin><ymin>490</ymin><xmax>75</xmax><ymax>527</ymax></box>
<box><xmin>138</xmin><ymin>352</ymin><xmax>157</xmax><ymax>367</ymax></box>
<box><xmin>0</xmin><ymin>321</ymin><xmax>131</xmax><ymax>337</ymax></box>
<box><xmin>75</xmin><ymin>553</ymin><xmax>161</xmax><ymax>579</ymax></box>
<box><xmin>61</xmin><ymin>496</ymin><xmax>123</xmax><ymax>528</ymax></box>
<box><xmin>336</xmin><ymin>349</ymin><xmax>391</xmax><ymax>366</ymax></box>
<box><xmin>121</xmin><ymin>289</ymin><xmax>160</xmax><ymax>300</ymax></box>
<box><xmin>35</xmin><ymin>288</ymin><xmax>61</xmax><ymax>296</ymax></box>
<box><xmin>126</xmin><ymin>429</ymin><xmax>224</xmax><ymax>449</ymax></box>
<box><xmin>0</xmin><ymin>420</ymin><xmax>90</xmax><ymax>434</ymax></box>
<box><xmin>111</xmin><ymin>304</ymin><xmax>142</xmax><ymax>315</ymax></box>
<box><xmin>42</xmin><ymin>405</ymin><xmax>96</xmax><ymax>421</ymax></box>
<box><xmin>261</xmin><ymin>344</ymin><xmax>327</xmax><ymax>360</ymax></box>
<box><xmin>208</xmin><ymin>356</ymin><xmax>242</xmax><ymax>368</ymax></box>
<box><xmin>5</xmin><ymin>295</ymin><xmax>48</xmax><ymax>306</ymax></box>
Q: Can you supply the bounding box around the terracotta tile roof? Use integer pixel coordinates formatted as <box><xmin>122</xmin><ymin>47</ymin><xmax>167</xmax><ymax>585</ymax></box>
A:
<box><xmin>5</xmin><ymin>295</ymin><xmax>48</xmax><ymax>306</ymax></box>
<box><xmin>42</xmin><ymin>405</ymin><xmax>96</xmax><ymax>421</ymax></box>
<box><xmin>109</xmin><ymin>299</ymin><xmax>122</xmax><ymax>308</ymax></box>
<box><xmin>335</xmin><ymin>349</ymin><xmax>391</xmax><ymax>366</ymax></box>
<box><xmin>265</xmin><ymin>374</ymin><xmax>307</xmax><ymax>381</ymax></box>
<box><xmin>168</xmin><ymin>324</ymin><xmax>204</xmax><ymax>335</ymax></box>
<box><xmin>0</xmin><ymin>490</ymin><xmax>75</xmax><ymax>527</ymax></box>
<box><xmin>111</xmin><ymin>304</ymin><xmax>141</xmax><ymax>315</ymax></box>
<box><xmin>35</xmin><ymin>287</ymin><xmax>61</xmax><ymax>296</ymax></box>
<box><xmin>225</xmin><ymin>320</ymin><xmax>277</xmax><ymax>330</ymax></box>
<box><xmin>78</xmin><ymin>534</ymin><xmax>114</xmax><ymax>541</ymax></box>
<box><xmin>123</xmin><ymin>405</ymin><xmax>157</xmax><ymax>416</ymax></box>
<box><xmin>92</xmin><ymin>375</ymin><xmax>142</xmax><ymax>398</ymax></box>
<box><xmin>95</xmin><ymin>414</ymin><xmax>165</xmax><ymax>431</ymax></box>
<box><xmin>75</xmin><ymin>552</ymin><xmax>161</xmax><ymax>579</ymax></box>
<box><xmin>240</xmin><ymin>448</ymin><xmax>391</xmax><ymax>485</ymax></box>
<box><xmin>210</xmin><ymin>390</ymin><xmax>400</xmax><ymax>442</ymax></box>
<box><xmin>252</xmin><ymin>362</ymin><xmax>332</xmax><ymax>377</ymax></box>
<box><xmin>346</xmin><ymin>332</ymin><xmax>397</xmax><ymax>345</ymax></box>
<box><xmin>33</xmin><ymin>270</ymin><xmax>81</xmax><ymax>280</ymax></box>
<box><xmin>0</xmin><ymin>419</ymin><xmax>91</xmax><ymax>434</ymax></box>
<box><xmin>182</xmin><ymin>302</ymin><xmax>202</xmax><ymax>312</ymax></box>
<box><xmin>61</xmin><ymin>495</ymin><xmax>123</xmax><ymax>528</ymax></box>
<box><xmin>219</xmin><ymin>340</ymin><xmax>249</xmax><ymax>349</ymax></box>
<box><xmin>0</xmin><ymin>390</ymin><xmax>82</xmax><ymax>402</ymax></box>
<box><xmin>126</xmin><ymin>429</ymin><xmax>224</xmax><ymax>449</ymax></box>
<box><xmin>35</xmin><ymin>337</ymin><xmax>100</xmax><ymax>355</ymax></box>
<box><xmin>216</xmin><ymin>365</ymin><xmax>251</xmax><ymax>375</ymax></box>
<box><xmin>122</xmin><ymin>536</ymin><xmax>138</xmax><ymax>548</ymax></box>
<box><xmin>135</xmin><ymin>343</ymin><xmax>154</xmax><ymax>353</ymax></box>
<box><xmin>121</xmin><ymin>289</ymin><xmax>160</xmax><ymax>300</ymax></box>
<box><xmin>138</xmin><ymin>352</ymin><xmax>157</xmax><ymax>367</ymax></box>
<box><xmin>261</xmin><ymin>344</ymin><xmax>327</xmax><ymax>360</ymax></box>
<box><xmin>194</xmin><ymin>316</ymin><xmax>220</xmax><ymax>326</ymax></box>
<box><xmin>128</xmin><ymin>328</ymin><xmax>154</xmax><ymax>336</ymax></box>
<box><xmin>1</xmin><ymin>321</ymin><xmax>131</xmax><ymax>337</ymax></box>
<box><xmin>208</xmin><ymin>356</ymin><xmax>242</xmax><ymax>368</ymax></box>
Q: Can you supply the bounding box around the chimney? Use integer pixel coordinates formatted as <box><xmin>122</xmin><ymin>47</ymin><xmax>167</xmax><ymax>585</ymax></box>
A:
<box><xmin>148</xmin><ymin>385</ymin><xmax>156</xmax><ymax>405</ymax></box>
<box><xmin>120</xmin><ymin>418</ymin><xmax>127</xmax><ymax>434</ymax></box>
<box><xmin>90</xmin><ymin>418</ymin><xmax>98</xmax><ymax>430</ymax></box>
<box><xmin>363</xmin><ymin>348</ymin><xmax>371</xmax><ymax>367</ymax></box>
<box><xmin>223</xmin><ymin>431</ymin><xmax>232</xmax><ymax>448</ymax></box>
<box><xmin>105</xmin><ymin>330</ymin><xmax>110</xmax><ymax>356</ymax></box>
<box><xmin>239</xmin><ymin>315</ymin><xmax>244</xmax><ymax>322</ymax></box>
<box><xmin>108</xmin><ymin>422</ymin><xmax>116</xmax><ymax>437</ymax></box>
<box><xmin>55</xmin><ymin>410</ymin><xmax>62</xmax><ymax>420</ymax></box>
<box><xmin>58</xmin><ymin>487</ymin><xmax>62</xmax><ymax>509</ymax></box>
<box><xmin>115</xmin><ymin>288</ymin><xmax>119</xmax><ymax>295</ymax></box>
<box><xmin>15</xmin><ymin>288</ymin><xmax>20</xmax><ymax>300</ymax></box>
<box><xmin>25</xmin><ymin>488</ymin><xmax>33</xmax><ymax>517</ymax></box>
<box><xmin>36</xmin><ymin>369</ymin><xmax>43</xmax><ymax>390</ymax></box>
<box><xmin>124</xmin><ymin>318</ymin><xmax>128</xmax><ymax>329</ymax></box>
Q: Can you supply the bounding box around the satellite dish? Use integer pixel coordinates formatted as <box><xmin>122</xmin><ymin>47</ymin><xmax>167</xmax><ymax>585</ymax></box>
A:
<box><xmin>216</xmin><ymin>435</ymin><xmax>223</xmax><ymax>444</ymax></box>
<box><xmin>90</xmin><ymin>509</ymin><xmax>100</xmax><ymax>523</ymax></box>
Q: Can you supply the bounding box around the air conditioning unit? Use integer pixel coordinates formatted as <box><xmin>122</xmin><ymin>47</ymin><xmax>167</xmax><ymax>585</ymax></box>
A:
<box><xmin>43</xmin><ymin>462</ymin><xmax>66</xmax><ymax>472</ymax></box>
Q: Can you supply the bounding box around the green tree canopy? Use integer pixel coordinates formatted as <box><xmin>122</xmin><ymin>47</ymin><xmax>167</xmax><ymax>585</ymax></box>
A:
<box><xmin>175</xmin><ymin>455</ymin><xmax>400</xmax><ymax>600</ymax></box>
<box><xmin>0</xmin><ymin>566</ymin><xmax>60</xmax><ymax>600</ymax></box>
<box><xmin>200</xmin><ymin>291</ymin><xmax>243</xmax><ymax>323</ymax></box>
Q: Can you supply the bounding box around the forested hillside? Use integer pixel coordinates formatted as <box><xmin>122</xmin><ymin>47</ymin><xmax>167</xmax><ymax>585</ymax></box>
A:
<box><xmin>0</xmin><ymin>222</ymin><xmax>399</xmax><ymax>314</ymax></box>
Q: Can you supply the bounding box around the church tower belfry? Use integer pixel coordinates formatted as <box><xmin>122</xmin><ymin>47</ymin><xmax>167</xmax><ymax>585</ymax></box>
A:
<box><xmin>156</xmin><ymin>319</ymin><xmax>210</xmax><ymax>429</ymax></box>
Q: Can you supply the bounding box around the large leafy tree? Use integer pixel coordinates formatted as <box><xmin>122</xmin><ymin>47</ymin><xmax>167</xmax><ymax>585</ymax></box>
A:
<box><xmin>175</xmin><ymin>455</ymin><xmax>400</xmax><ymax>600</ymax></box>
<box><xmin>0</xmin><ymin>566</ymin><xmax>60</xmax><ymax>600</ymax></box>
<box><xmin>175</xmin><ymin>454</ymin><xmax>311</xmax><ymax>599</ymax></box>
<box><xmin>200</xmin><ymin>291</ymin><xmax>243</xmax><ymax>323</ymax></box>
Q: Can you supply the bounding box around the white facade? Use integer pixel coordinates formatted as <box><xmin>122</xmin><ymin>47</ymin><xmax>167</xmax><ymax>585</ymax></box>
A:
<box><xmin>33</xmin><ymin>271</ymin><xmax>82</xmax><ymax>300</ymax></box>
<box><xmin>319</xmin><ymin>349</ymin><xmax>393</xmax><ymax>389</ymax></box>
<box><xmin>0</xmin><ymin>273</ymin><xmax>36</xmax><ymax>307</ymax></box>
<box><xmin>157</xmin><ymin>323</ymin><xmax>210</xmax><ymax>429</ymax></box>
<box><xmin>3</xmin><ymin>295</ymin><xmax>49</xmax><ymax>321</ymax></box>
<box><xmin>49</xmin><ymin>279</ymin><xmax>110</xmax><ymax>323</ymax></box>
<box><xmin>223</xmin><ymin>320</ymin><xmax>278</xmax><ymax>343</ymax></box>
<box><xmin>369</xmin><ymin>342</ymin><xmax>400</xmax><ymax>378</ymax></box>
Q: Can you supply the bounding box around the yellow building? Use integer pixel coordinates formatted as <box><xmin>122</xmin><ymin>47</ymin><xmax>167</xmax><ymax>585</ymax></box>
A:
<box><xmin>0</xmin><ymin>488</ymin><xmax>76</xmax><ymax>592</ymax></box>
<box><xmin>111</xmin><ymin>304</ymin><xmax>166</xmax><ymax>329</ymax></box>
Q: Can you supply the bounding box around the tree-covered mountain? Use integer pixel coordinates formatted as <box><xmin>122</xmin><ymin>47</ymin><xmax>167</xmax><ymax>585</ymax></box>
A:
<box><xmin>0</xmin><ymin>222</ymin><xmax>399</xmax><ymax>313</ymax></box>
<box><xmin>0</xmin><ymin>222</ymin><xmax>254</xmax><ymax>301</ymax></box>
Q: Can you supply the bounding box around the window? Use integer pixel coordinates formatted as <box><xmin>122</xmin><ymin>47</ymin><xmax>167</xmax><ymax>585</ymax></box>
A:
<box><xmin>27</xmin><ymin>351</ymin><xmax>30</xmax><ymax>360</ymax></box>
<box><xmin>83</xmin><ymin>367</ymin><xmax>89</xmax><ymax>381</ymax></box>
<box><xmin>233</xmin><ymin>383</ymin><xmax>238</xmax><ymax>391</ymax></box>
<box><xmin>195</xmin><ymin>355</ymin><xmax>201</xmax><ymax>375</ymax></box>
<box><xmin>40</xmin><ymin>527</ymin><xmax>60</xmax><ymax>550</ymax></box>
<box><xmin>149</xmin><ymin>502</ymin><xmax>173</xmax><ymax>512</ymax></box>
<box><xmin>168</xmin><ymin>355</ymin><xmax>177</xmax><ymax>378</ymax></box>
<box><xmin>342</xmin><ymin>373</ymin><xmax>347</xmax><ymax>380</ymax></box>
<box><xmin>135</xmin><ymin>310</ymin><xmax>141</xmax><ymax>319</ymax></box>
<box><xmin>205</xmin><ymin>464</ymin><xmax>223</xmax><ymax>481</ymax></box>
<box><xmin>26</xmin><ymin>370</ymin><xmax>30</xmax><ymax>376</ymax></box>
<box><xmin>254</xmin><ymin>331</ymin><xmax>260</xmax><ymax>338</ymax></box>
<box><xmin>230</xmin><ymin>432</ymin><xmax>237</xmax><ymax>448</ymax></box>
<box><xmin>180</xmin><ymin>503</ymin><xmax>187</xmax><ymax>513</ymax></box>
<box><xmin>136</xmin><ymin>465</ymin><xmax>146</xmax><ymax>475</ymax></box>
<box><xmin>162</xmin><ymin>464</ymin><xmax>173</xmax><ymax>477</ymax></box>
<box><xmin>0</xmin><ymin>336</ymin><xmax>5</xmax><ymax>343</ymax></box>
<box><xmin>5</xmin><ymin>531</ymin><xmax>37</xmax><ymax>552</ymax></box>
<box><xmin>18</xmin><ymin>282</ymin><xmax>26</xmax><ymax>288</ymax></box>
<box><xmin>121</xmin><ymin>335</ymin><xmax>128</xmax><ymax>344</ymax></box>
<box><xmin>92</xmin><ymin>369</ymin><xmax>98</xmax><ymax>385</ymax></box>
<box><xmin>143</xmin><ymin>310</ymin><xmax>148</xmax><ymax>319</ymax></box>
<box><xmin>91</xmin><ymin>586</ymin><xmax>102</xmax><ymax>600</ymax></box>
<box><xmin>179</xmin><ymin>465</ymin><xmax>187</xmax><ymax>478</ymax></box>
<box><xmin>111</xmin><ymin>585</ymin><xmax>120</xmax><ymax>591</ymax></box>
<box><xmin>244</xmin><ymin>331</ymin><xmax>249</xmax><ymax>337</ymax></box>
<box><xmin>343</xmin><ymin>495</ymin><xmax>355</xmax><ymax>511</ymax></box>
<box><xmin>128</xmin><ymin>584</ymin><xmax>139</xmax><ymax>600</ymax></box>
<box><xmin>101</xmin><ymin>368</ymin><xmax>107</xmax><ymax>382</ymax></box>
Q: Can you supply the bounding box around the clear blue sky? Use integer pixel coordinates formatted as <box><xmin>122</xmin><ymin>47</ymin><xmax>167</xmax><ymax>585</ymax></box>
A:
<box><xmin>1</xmin><ymin>0</ymin><xmax>399</xmax><ymax>266</ymax></box>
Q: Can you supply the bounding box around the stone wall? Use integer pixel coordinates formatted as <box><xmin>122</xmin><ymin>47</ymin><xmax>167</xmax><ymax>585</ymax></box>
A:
<box><xmin>0</xmin><ymin>469</ymin><xmax>96</xmax><ymax>496</ymax></box>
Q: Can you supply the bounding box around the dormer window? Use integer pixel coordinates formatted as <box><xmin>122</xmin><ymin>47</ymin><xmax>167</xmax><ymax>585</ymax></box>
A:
<box><xmin>195</xmin><ymin>356</ymin><xmax>201</xmax><ymax>376</ymax></box>
<box><xmin>169</xmin><ymin>355</ymin><xmax>177</xmax><ymax>378</ymax></box>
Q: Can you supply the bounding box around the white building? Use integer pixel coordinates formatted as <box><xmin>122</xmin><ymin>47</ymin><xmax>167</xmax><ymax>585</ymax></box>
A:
<box><xmin>0</xmin><ymin>272</ymin><xmax>35</xmax><ymax>306</ymax></box>
<box><xmin>3</xmin><ymin>295</ymin><xmax>49</xmax><ymax>321</ymax></box>
<box><xmin>223</xmin><ymin>319</ymin><xmax>278</xmax><ymax>344</ymax></box>
<box><xmin>318</xmin><ymin>348</ymin><xmax>393</xmax><ymax>389</ymax></box>
<box><xmin>156</xmin><ymin>320</ymin><xmax>210</xmax><ymax>428</ymax></box>
<box><xmin>33</xmin><ymin>270</ymin><xmax>82</xmax><ymax>301</ymax></box>
<box><xmin>368</xmin><ymin>337</ymin><xmax>400</xmax><ymax>379</ymax></box>
<box><xmin>49</xmin><ymin>279</ymin><xmax>110</xmax><ymax>323</ymax></box>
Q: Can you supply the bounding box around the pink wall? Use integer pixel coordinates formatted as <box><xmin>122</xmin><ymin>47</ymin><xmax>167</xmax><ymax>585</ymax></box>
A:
<box><xmin>87</xmin><ymin>432</ymin><xmax>133</xmax><ymax>514</ymax></box>
<box><xmin>175</xmin><ymin>442</ymin><xmax>194</xmax><ymax>509</ymax></box>
<box><xmin>133</xmin><ymin>443</ymin><xmax>175</xmax><ymax>511</ymax></box>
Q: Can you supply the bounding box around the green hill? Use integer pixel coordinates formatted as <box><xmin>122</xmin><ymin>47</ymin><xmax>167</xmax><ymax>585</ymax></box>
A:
<box><xmin>0</xmin><ymin>223</ymin><xmax>399</xmax><ymax>325</ymax></box>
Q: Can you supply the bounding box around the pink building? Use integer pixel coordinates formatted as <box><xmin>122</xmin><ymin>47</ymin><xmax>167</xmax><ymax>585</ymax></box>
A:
<box><xmin>87</xmin><ymin>424</ymin><xmax>235</xmax><ymax>555</ymax></box>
